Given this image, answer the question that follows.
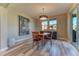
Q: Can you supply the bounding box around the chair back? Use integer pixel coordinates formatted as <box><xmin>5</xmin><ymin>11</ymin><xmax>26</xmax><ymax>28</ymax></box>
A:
<box><xmin>32</xmin><ymin>32</ymin><xmax>39</xmax><ymax>41</ymax></box>
<box><xmin>52</xmin><ymin>31</ymin><xmax>57</xmax><ymax>39</ymax></box>
<box><xmin>40</xmin><ymin>31</ymin><xmax>44</xmax><ymax>34</ymax></box>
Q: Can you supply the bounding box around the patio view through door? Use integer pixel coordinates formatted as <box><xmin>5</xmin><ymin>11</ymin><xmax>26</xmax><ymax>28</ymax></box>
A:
<box><xmin>72</xmin><ymin>14</ymin><xmax>77</xmax><ymax>42</ymax></box>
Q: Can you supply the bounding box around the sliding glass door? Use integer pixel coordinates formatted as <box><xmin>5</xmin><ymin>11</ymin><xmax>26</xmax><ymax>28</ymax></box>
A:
<box><xmin>72</xmin><ymin>14</ymin><xmax>77</xmax><ymax>42</ymax></box>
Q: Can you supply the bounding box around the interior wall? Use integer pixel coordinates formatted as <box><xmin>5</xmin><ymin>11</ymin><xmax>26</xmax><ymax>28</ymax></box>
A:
<box><xmin>34</xmin><ymin>19</ymin><xmax>42</xmax><ymax>31</ymax></box>
<box><xmin>7</xmin><ymin>5</ymin><xmax>36</xmax><ymax>44</ymax></box>
<box><xmin>67</xmin><ymin>4</ymin><xmax>77</xmax><ymax>43</ymax></box>
<box><xmin>0</xmin><ymin>6</ymin><xmax>8</xmax><ymax>50</ymax></box>
<box><xmin>54</xmin><ymin>13</ymin><xmax>68</xmax><ymax>41</ymax></box>
<box><xmin>0</xmin><ymin>4</ymin><xmax>36</xmax><ymax>50</ymax></box>
<box><xmin>58</xmin><ymin>13</ymin><xmax>68</xmax><ymax>41</ymax></box>
<box><xmin>77</xmin><ymin>6</ymin><xmax>79</xmax><ymax>48</ymax></box>
<box><xmin>67</xmin><ymin>13</ymin><xmax>72</xmax><ymax>42</ymax></box>
<box><xmin>35</xmin><ymin>13</ymin><xmax>68</xmax><ymax>41</ymax></box>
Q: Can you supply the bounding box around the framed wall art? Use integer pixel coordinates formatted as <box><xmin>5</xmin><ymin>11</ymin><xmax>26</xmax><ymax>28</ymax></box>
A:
<box><xmin>18</xmin><ymin>15</ymin><xmax>30</xmax><ymax>36</ymax></box>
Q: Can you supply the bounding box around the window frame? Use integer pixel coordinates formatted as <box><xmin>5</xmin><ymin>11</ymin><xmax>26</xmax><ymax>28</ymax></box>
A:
<box><xmin>72</xmin><ymin>14</ymin><xmax>77</xmax><ymax>31</ymax></box>
<box><xmin>41</xmin><ymin>18</ymin><xmax>57</xmax><ymax>31</ymax></box>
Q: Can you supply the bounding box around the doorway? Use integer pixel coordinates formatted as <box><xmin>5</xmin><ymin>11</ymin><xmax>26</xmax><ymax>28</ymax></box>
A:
<box><xmin>72</xmin><ymin>14</ymin><xmax>77</xmax><ymax>42</ymax></box>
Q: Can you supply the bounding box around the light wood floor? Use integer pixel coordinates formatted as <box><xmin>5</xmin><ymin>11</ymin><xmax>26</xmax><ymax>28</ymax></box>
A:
<box><xmin>0</xmin><ymin>40</ymin><xmax>79</xmax><ymax>56</ymax></box>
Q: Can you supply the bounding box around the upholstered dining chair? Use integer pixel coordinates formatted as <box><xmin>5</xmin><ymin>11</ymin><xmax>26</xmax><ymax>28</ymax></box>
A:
<box><xmin>32</xmin><ymin>32</ymin><xmax>41</xmax><ymax>47</ymax></box>
<box><xmin>52</xmin><ymin>31</ymin><xmax>57</xmax><ymax>40</ymax></box>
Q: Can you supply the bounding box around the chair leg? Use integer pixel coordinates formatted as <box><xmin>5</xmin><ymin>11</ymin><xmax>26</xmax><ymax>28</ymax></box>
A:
<box><xmin>50</xmin><ymin>39</ymin><xmax>52</xmax><ymax>46</ymax></box>
<box><xmin>33</xmin><ymin>41</ymin><xmax>35</xmax><ymax>48</ymax></box>
<box><xmin>36</xmin><ymin>41</ymin><xmax>38</xmax><ymax>49</ymax></box>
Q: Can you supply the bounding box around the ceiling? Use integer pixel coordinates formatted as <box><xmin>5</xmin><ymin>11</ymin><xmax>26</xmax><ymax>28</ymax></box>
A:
<box><xmin>72</xmin><ymin>8</ymin><xmax>77</xmax><ymax>14</ymax></box>
<box><xmin>8</xmin><ymin>3</ymin><xmax>73</xmax><ymax>19</ymax></box>
<box><xmin>0</xmin><ymin>3</ymin><xmax>9</xmax><ymax>8</ymax></box>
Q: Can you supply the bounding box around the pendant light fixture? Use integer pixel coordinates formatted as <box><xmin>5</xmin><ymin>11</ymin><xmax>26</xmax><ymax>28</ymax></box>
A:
<box><xmin>39</xmin><ymin>8</ymin><xmax>48</xmax><ymax>20</ymax></box>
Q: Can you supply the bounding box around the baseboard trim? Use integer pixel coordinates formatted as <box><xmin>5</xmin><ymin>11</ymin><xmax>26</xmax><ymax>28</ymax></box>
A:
<box><xmin>0</xmin><ymin>47</ymin><xmax>8</xmax><ymax>51</ymax></box>
<box><xmin>16</xmin><ymin>37</ymin><xmax>32</xmax><ymax>43</ymax></box>
<box><xmin>58</xmin><ymin>38</ymin><xmax>67</xmax><ymax>41</ymax></box>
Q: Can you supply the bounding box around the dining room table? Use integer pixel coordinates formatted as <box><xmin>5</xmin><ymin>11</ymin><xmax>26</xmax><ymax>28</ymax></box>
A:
<box><xmin>38</xmin><ymin>32</ymin><xmax>50</xmax><ymax>46</ymax></box>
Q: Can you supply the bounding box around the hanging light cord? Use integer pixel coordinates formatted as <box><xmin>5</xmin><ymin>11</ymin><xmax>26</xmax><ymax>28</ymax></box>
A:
<box><xmin>42</xmin><ymin>8</ymin><xmax>45</xmax><ymax>15</ymax></box>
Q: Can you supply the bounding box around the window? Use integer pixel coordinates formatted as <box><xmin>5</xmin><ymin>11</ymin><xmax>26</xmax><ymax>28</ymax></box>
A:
<box><xmin>49</xmin><ymin>19</ymin><xmax>57</xmax><ymax>31</ymax></box>
<box><xmin>72</xmin><ymin>15</ymin><xmax>77</xmax><ymax>31</ymax></box>
<box><xmin>42</xmin><ymin>21</ymin><xmax>48</xmax><ymax>30</ymax></box>
<box><xmin>72</xmin><ymin>14</ymin><xmax>77</xmax><ymax>42</ymax></box>
<box><xmin>41</xmin><ymin>18</ymin><xmax>57</xmax><ymax>31</ymax></box>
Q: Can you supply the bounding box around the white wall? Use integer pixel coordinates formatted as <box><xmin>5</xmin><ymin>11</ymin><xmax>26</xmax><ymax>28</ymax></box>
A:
<box><xmin>0</xmin><ymin>4</ymin><xmax>36</xmax><ymax>50</ymax></box>
<box><xmin>7</xmin><ymin>5</ymin><xmax>36</xmax><ymax>44</ymax></box>
<box><xmin>0</xmin><ymin>7</ymin><xmax>8</xmax><ymax>50</ymax></box>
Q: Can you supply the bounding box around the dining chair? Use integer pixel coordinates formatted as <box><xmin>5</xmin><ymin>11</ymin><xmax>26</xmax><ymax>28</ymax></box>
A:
<box><xmin>32</xmin><ymin>32</ymin><xmax>41</xmax><ymax>47</ymax></box>
<box><xmin>44</xmin><ymin>31</ymin><xmax>53</xmax><ymax>45</ymax></box>
<box><xmin>52</xmin><ymin>31</ymin><xmax>57</xmax><ymax>40</ymax></box>
<box><xmin>40</xmin><ymin>31</ymin><xmax>44</xmax><ymax>34</ymax></box>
